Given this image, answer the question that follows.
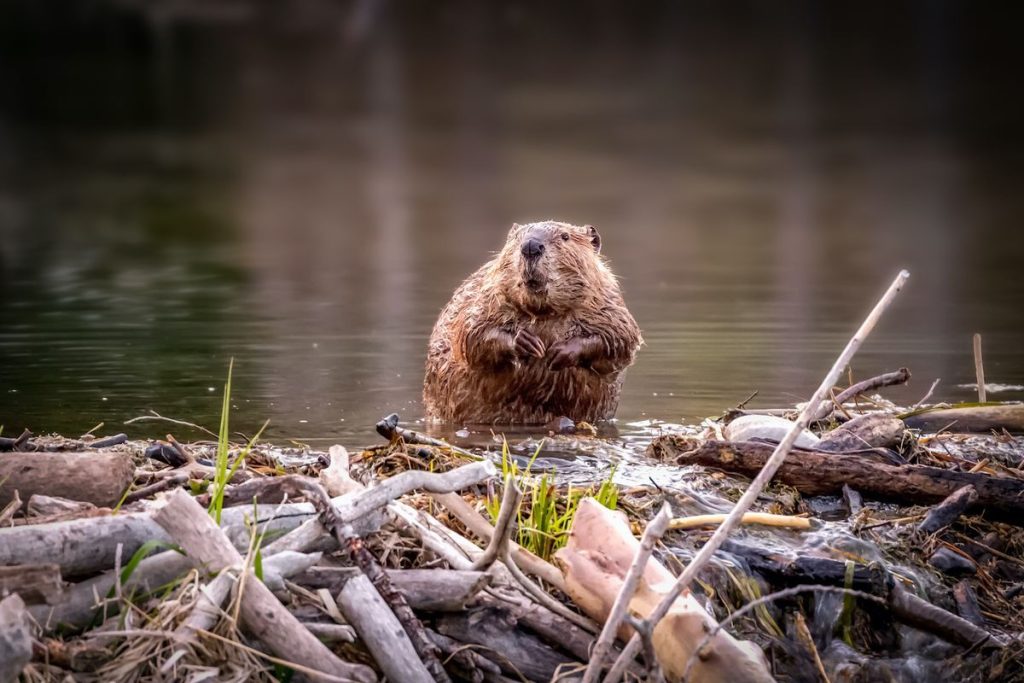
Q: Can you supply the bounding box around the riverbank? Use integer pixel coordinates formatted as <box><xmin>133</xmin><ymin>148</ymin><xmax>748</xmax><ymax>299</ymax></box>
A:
<box><xmin>1</xmin><ymin>392</ymin><xmax>1023</xmax><ymax>682</ymax></box>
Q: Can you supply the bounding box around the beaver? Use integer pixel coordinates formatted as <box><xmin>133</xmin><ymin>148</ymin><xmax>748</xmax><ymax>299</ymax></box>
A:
<box><xmin>423</xmin><ymin>221</ymin><xmax>642</xmax><ymax>424</ymax></box>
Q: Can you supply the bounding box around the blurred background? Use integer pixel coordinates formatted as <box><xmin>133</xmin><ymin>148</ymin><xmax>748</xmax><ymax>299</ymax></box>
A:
<box><xmin>0</xmin><ymin>0</ymin><xmax>1022</xmax><ymax>443</ymax></box>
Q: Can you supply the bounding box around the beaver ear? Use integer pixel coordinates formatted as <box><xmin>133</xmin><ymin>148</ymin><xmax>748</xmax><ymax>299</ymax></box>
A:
<box><xmin>586</xmin><ymin>225</ymin><xmax>601</xmax><ymax>253</ymax></box>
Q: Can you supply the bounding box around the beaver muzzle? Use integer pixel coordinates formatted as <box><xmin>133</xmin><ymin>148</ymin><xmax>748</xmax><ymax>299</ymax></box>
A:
<box><xmin>520</xmin><ymin>237</ymin><xmax>548</xmax><ymax>293</ymax></box>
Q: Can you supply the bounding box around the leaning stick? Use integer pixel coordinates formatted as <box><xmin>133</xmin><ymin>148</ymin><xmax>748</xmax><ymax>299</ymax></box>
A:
<box><xmin>606</xmin><ymin>269</ymin><xmax>910</xmax><ymax>683</ymax></box>
<box><xmin>582</xmin><ymin>503</ymin><xmax>672</xmax><ymax>683</ymax></box>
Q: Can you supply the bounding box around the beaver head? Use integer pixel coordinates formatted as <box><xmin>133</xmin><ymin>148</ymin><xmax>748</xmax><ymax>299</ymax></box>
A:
<box><xmin>495</xmin><ymin>221</ymin><xmax>610</xmax><ymax>314</ymax></box>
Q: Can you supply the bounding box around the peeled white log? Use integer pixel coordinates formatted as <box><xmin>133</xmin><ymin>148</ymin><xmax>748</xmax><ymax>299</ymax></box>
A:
<box><xmin>554</xmin><ymin>499</ymin><xmax>774</xmax><ymax>683</ymax></box>
<box><xmin>724</xmin><ymin>415</ymin><xmax>819</xmax><ymax>449</ymax></box>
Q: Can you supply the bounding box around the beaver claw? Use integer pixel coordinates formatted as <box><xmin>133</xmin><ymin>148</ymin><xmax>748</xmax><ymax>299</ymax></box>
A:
<box><xmin>514</xmin><ymin>329</ymin><xmax>546</xmax><ymax>359</ymax></box>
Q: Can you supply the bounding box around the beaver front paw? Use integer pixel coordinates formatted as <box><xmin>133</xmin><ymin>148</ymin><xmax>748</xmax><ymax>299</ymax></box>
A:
<box><xmin>548</xmin><ymin>338</ymin><xmax>588</xmax><ymax>371</ymax></box>
<box><xmin>513</xmin><ymin>329</ymin><xmax>546</xmax><ymax>359</ymax></box>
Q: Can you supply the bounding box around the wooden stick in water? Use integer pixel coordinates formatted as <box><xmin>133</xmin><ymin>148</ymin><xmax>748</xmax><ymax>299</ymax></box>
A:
<box><xmin>973</xmin><ymin>333</ymin><xmax>987</xmax><ymax>402</ymax></box>
<box><xmin>669</xmin><ymin>512</ymin><xmax>813</xmax><ymax>531</ymax></box>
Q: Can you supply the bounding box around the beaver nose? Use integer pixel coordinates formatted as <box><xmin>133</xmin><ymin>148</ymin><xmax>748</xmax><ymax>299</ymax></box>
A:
<box><xmin>521</xmin><ymin>238</ymin><xmax>545</xmax><ymax>259</ymax></box>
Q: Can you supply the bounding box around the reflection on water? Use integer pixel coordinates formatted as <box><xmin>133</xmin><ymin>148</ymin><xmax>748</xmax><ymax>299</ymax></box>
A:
<box><xmin>1</xmin><ymin>1</ymin><xmax>1022</xmax><ymax>443</ymax></box>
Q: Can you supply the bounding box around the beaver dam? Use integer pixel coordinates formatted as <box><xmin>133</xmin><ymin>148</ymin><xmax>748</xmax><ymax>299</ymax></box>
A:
<box><xmin>2</xmin><ymin>275</ymin><xmax>1024</xmax><ymax>683</ymax></box>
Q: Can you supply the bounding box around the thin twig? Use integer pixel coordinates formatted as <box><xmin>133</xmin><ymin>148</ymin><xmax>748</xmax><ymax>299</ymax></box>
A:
<box><xmin>813</xmin><ymin>367</ymin><xmax>911</xmax><ymax>421</ymax></box>
<box><xmin>582</xmin><ymin>503</ymin><xmax>672</xmax><ymax>683</ymax></box>
<box><xmin>606</xmin><ymin>269</ymin><xmax>910</xmax><ymax>683</ymax></box>
<box><xmin>911</xmin><ymin>378</ymin><xmax>941</xmax><ymax>410</ymax></box>
<box><xmin>953</xmin><ymin>533</ymin><xmax>1024</xmax><ymax>568</ymax></box>
<box><xmin>124</xmin><ymin>411</ymin><xmax>219</xmax><ymax>439</ymax></box>
<box><xmin>501</xmin><ymin>538</ymin><xmax>599</xmax><ymax>633</ymax></box>
<box><xmin>122</xmin><ymin>474</ymin><xmax>189</xmax><ymax>505</ymax></box>
<box><xmin>793</xmin><ymin>612</ymin><xmax>830</xmax><ymax>683</ymax></box>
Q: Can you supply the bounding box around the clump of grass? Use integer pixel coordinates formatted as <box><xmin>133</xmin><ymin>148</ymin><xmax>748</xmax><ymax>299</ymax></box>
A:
<box><xmin>486</xmin><ymin>438</ymin><xmax>619</xmax><ymax>561</ymax></box>
<box><xmin>207</xmin><ymin>359</ymin><xmax>268</xmax><ymax>524</ymax></box>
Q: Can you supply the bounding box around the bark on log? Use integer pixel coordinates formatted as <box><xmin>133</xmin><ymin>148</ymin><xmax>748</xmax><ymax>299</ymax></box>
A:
<box><xmin>817</xmin><ymin>414</ymin><xmax>906</xmax><ymax>453</ymax></box>
<box><xmin>655</xmin><ymin>438</ymin><xmax>1024</xmax><ymax>517</ymax></box>
<box><xmin>476</xmin><ymin>590</ymin><xmax>598</xmax><ymax>664</ymax></box>
<box><xmin>339</xmin><ymin>574</ymin><xmax>433</xmax><ymax>683</ymax></box>
<box><xmin>0</xmin><ymin>564</ymin><xmax>63</xmax><ymax>605</ymax></box>
<box><xmin>889</xmin><ymin>583</ymin><xmax>999</xmax><ymax>648</ymax></box>
<box><xmin>720</xmin><ymin>541</ymin><xmax>892</xmax><ymax>594</ymax></box>
<box><xmin>0</xmin><ymin>451</ymin><xmax>134</xmax><ymax>508</ymax></box>
<box><xmin>918</xmin><ymin>486</ymin><xmax>979</xmax><ymax>535</ymax></box>
<box><xmin>0</xmin><ymin>594</ymin><xmax>31</xmax><ymax>683</ymax></box>
<box><xmin>153</xmin><ymin>489</ymin><xmax>376</xmax><ymax>683</ymax></box>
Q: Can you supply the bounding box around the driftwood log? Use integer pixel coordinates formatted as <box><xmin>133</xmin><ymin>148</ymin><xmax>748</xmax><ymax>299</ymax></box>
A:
<box><xmin>3</xmin><ymin>462</ymin><xmax>497</xmax><ymax>577</ymax></box>
<box><xmin>654</xmin><ymin>438</ymin><xmax>1024</xmax><ymax>517</ymax></box>
<box><xmin>918</xmin><ymin>486</ymin><xmax>979</xmax><ymax>535</ymax></box>
<box><xmin>153</xmin><ymin>488</ymin><xmax>376</xmax><ymax>683</ymax></box>
<box><xmin>902</xmin><ymin>404</ymin><xmax>1024</xmax><ymax>434</ymax></box>
<box><xmin>0</xmin><ymin>565</ymin><xmax>63</xmax><ymax>606</ymax></box>
<box><xmin>816</xmin><ymin>413</ymin><xmax>906</xmax><ymax>453</ymax></box>
<box><xmin>436</xmin><ymin>605</ymin><xmax>577</xmax><ymax>682</ymax></box>
<box><xmin>339</xmin><ymin>574</ymin><xmax>433</xmax><ymax>683</ymax></box>
<box><xmin>0</xmin><ymin>502</ymin><xmax>308</xmax><ymax>578</ymax></box>
<box><xmin>0</xmin><ymin>451</ymin><xmax>134</xmax><ymax>508</ymax></box>
<box><xmin>0</xmin><ymin>594</ymin><xmax>32</xmax><ymax>683</ymax></box>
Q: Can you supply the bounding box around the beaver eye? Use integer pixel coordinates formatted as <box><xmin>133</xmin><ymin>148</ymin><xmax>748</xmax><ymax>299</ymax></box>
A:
<box><xmin>561</xmin><ymin>232</ymin><xmax>570</xmax><ymax>241</ymax></box>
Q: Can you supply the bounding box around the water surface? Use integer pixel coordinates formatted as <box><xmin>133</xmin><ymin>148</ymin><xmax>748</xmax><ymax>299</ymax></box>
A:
<box><xmin>1</xmin><ymin>2</ymin><xmax>1022</xmax><ymax>444</ymax></box>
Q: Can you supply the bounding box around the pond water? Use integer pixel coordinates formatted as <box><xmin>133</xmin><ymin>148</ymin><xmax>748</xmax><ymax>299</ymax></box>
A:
<box><xmin>1</xmin><ymin>2</ymin><xmax>1023</xmax><ymax>446</ymax></box>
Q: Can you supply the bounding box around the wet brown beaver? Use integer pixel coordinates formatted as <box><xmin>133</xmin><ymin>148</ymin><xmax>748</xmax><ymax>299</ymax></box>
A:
<box><xmin>423</xmin><ymin>221</ymin><xmax>642</xmax><ymax>424</ymax></box>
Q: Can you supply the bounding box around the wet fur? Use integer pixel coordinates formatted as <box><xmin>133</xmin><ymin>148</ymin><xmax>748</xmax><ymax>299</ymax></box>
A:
<box><xmin>424</xmin><ymin>221</ymin><xmax>643</xmax><ymax>424</ymax></box>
